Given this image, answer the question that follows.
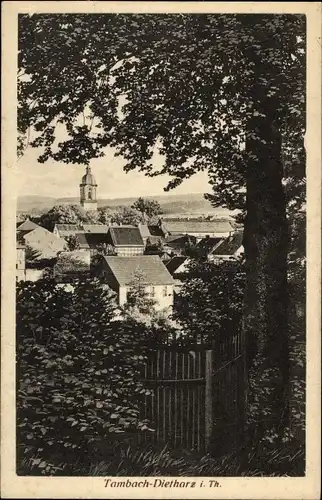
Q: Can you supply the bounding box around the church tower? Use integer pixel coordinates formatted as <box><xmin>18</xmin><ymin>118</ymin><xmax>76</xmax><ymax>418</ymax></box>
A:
<box><xmin>80</xmin><ymin>166</ymin><xmax>98</xmax><ymax>211</ymax></box>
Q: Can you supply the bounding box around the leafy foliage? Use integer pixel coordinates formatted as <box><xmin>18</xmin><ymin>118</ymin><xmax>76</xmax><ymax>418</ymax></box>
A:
<box><xmin>19</xmin><ymin>441</ymin><xmax>305</xmax><ymax>477</ymax></box>
<box><xmin>65</xmin><ymin>234</ymin><xmax>81</xmax><ymax>251</ymax></box>
<box><xmin>24</xmin><ymin>245</ymin><xmax>42</xmax><ymax>263</ymax></box>
<box><xmin>109</xmin><ymin>206</ymin><xmax>143</xmax><ymax>226</ymax></box>
<box><xmin>18</xmin><ymin>14</ymin><xmax>304</xmax><ymax>211</ymax></box>
<box><xmin>16</xmin><ymin>277</ymin><xmax>154</xmax><ymax>473</ymax></box>
<box><xmin>17</xmin><ymin>13</ymin><xmax>306</xmax><ymax>451</ymax></box>
<box><xmin>174</xmin><ymin>259</ymin><xmax>245</xmax><ymax>343</ymax></box>
<box><xmin>38</xmin><ymin>204</ymin><xmax>99</xmax><ymax>230</ymax></box>
<box><xmin>131</xmin><ymin>197</ymin><xmax>162</xmax><ymax>220</ymax></box>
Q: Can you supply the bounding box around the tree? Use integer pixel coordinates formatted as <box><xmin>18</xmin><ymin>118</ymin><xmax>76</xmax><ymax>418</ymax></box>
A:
<box><xmin>16</xmin><ymin>277</ymin><xmax>153</xmax><ymax>474</ymax></box>
<box><xmin>18</xmin><ymin>14</ymin><xmax>305</xmax><ymax>444</ymax></box>
<box><xmin>24</xmin><ymin>245</ymin><xmax>42</xmax><ymax>263</ymax></box>
<box><xmin>38</xmin><ymin>204</ymin><xmax>99</xmax><ymax>231</ymax></box>
<box><xmin>174</xmin><ymin>260</ymin><xmax>245</xmax><ymax>344</ymax></box>
<box><xmin>97</xmin><ymin>206</ymin><xmax>114</xmax><ymax>225</ymax></box>
<box><xmin>144</xmin><ymin>237</ymin><xmax>164</xmax><ymax>256</ymax></box>
<box><xmin>95</xmin><ymin>243</ymin><xmax>116</xmax><ymax>256</ymax></box>
<box><xmin>110</xmin><ymin>206</ymin><xmax>143</xmax><ymax>226</ymax></box>
<box><xmin>123</xmin><ymin>269</ymin><xmax>178</xmax><ymax>341</ymax></box>
<box><xmin>65</xmin><ymin>234</ymin><xmax>81</xmax><ymax>251</ymax></box>
<box><xmin>131</xmin><ymin>197</ymin><xmax>162</xmax><ymax>221</ymax></box>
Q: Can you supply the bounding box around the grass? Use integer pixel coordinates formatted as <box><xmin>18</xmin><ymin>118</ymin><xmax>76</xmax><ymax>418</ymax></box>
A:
<box><xmin>18</xmin><ymin>440</ymin><xmax>305</xmax><ymax>477</ymax></box>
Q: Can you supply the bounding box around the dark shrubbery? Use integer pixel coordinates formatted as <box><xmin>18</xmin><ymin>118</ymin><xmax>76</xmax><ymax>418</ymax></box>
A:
<box><xmin>16</xmin><ymin>277</ymin><xmax>155</xmax><ymax>475</ymax></box>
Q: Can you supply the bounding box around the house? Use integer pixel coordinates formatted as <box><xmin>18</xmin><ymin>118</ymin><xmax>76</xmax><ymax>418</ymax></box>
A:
<box><xmin>166</xmin><ymin>256</ymin><xmax>190</xmax><ymax>278</ymax></box>
<box><xmin>16</xmin><ymin>243</ymin><xmax>26</xmax><ymax>281</ymax></box>
<box><xmin>166</xmin><ymin>256</ymin><xmax>191</xmax><ymax>296</ymax></box>
<box><xmin>138</xmin><ymin>223</ymin><xmax>152</xmax><ymax>245</ymax></box>
<box><xmin>163</xmin><ymin>234</ymin><xmax>197</xmax><ymax>255</ymax></box>
<box><xmin>53</xmin><ymin>223</ymin><xmax>109</xmax><ymax>238</ymax></box>
<box><xmin>53</xmin><ymin>224</ymin><xmax>85</xmax><ymax>238</ymax></box>
<box><xmin>54</xmin><ymin>251</ymin><xmax>91</xmax><ymax>282</ymax></box>
<box><xmin>16</xmin><ymin>242</ymin><xmax>53</xmax><ymax>282</ymax></box>
<box><xmin>95</xmin><ymin>255</ymin><xmax>175</xmax><ymax>309</ymax></box>
<box><xmin>195</xmin><ymin>236</ymin><xmax>225</xmax><ymax>259</ymax></box>
<box><xmin>16</xmin><ymin>218</ymin><xmax>40</xmax><ymax>233</ymax></box>
<box><xmin>75</xmin><ymin>232</ymin><xmax>114</xmax><ymax>255</ymax></box>
<box><xmin>108</xmin><ymin>226</ymin><xmax>144</xmax><ymax>256</ymax></box>
<box><xmin>19</xmin><ymin>226</ymin><xmax>67</xmax><ymax>260</ymax></box>
<box><xmin>82</xmin><ymin>224</ymin><xmax>109</xmax><ymax>234</ymax></box>
<box><xmin>157</xmin><ymin>217</ymin><xmax>235</xmax><ymax>241</ymax></box>
<box><xmin>209</xmin><ymin>231</ymin><xmax>244</xmax><ymax>262</ymax></box>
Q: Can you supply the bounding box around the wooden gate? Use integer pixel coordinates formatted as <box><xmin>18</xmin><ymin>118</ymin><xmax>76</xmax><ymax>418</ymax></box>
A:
<box><xmin>140</xmin><ymin>329</ymin><xmax>246</xmax><ymax>453</ymax></box>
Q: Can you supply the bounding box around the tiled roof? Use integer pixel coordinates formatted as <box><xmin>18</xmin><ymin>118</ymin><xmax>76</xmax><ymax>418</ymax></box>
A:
<box><xmin>109</xmin><ymin>227</ymin><xmax>144</xmax><ymax>247</ymax></box>
<box><xmin>102</xmin><ymin>255</ymin><xmax>175</xmax><ymax>286</ymax></box>
<box><xmin>55</xmin><ymin>224</ymin><xmax>84</xmax><ymax>233</ymax></box>
<box><xmin>197</xmin><ymin>237</ymin><xmax>224</xmax><ymax>250</ymax></box>
<box><xmin>76</xmin><ymin>232</ymin><xmax>112</xmax><ymax>248</ymax></box>
<box><xmin>165</xmin><ymin>234</ymin><xmax>197</xmax><ymax>248</ymax></box>
<box><xmin>82</xmin><ymin>224</ymin><xmax>109</xmax><ymax>233</ymax></box>
<box><xmin>148</xmin><ymin>225</ymin><xmax>165</xmax><ymax>237</ymax></box>
<box><xmin>212</xmin><ymin>231</ymin><xmax>244</xmax><ymax>256</ymax></box>
<box><xmin>138</xmin><ymin>224</ymin><xmax>151</xmax><ymax>239</ymax></box>
<box><xmin>22</xmin><ymin>227</ymin><xmax>66</xmax><ymax>258</ymax></box>
<box><xmin>166</xmin><ymin>257</ymin><xmax>189</xmax><ymax>274</ymax></box>
<box><xmin>16</xmin><ymin>219</ymin><xmax>40</xmax><ymax>232</ymax></box>
<box><xmin>162</xmin><ymin>220</ymin><xmax>234</xmax><ymax>234</ymax></box>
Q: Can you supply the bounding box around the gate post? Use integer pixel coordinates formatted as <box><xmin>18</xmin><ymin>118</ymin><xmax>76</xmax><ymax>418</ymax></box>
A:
<box><xmin>205</xmin><ymin>349</ymin><xmax>213</xmax><ymax>451</ymax></box>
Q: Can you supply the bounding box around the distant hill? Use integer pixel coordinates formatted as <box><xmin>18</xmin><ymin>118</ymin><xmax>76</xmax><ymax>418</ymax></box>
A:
<box><xmin>17</xmin><ymin>193</ymin><xmax>235</xmax><ymax>217</ymax></box>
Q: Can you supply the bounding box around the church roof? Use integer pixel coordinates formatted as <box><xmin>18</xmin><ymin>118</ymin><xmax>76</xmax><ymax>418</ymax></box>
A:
<box><xmin>80</xmin><ymin>166</ymin><xmax>97</xmax><ymax>186</ymax></box>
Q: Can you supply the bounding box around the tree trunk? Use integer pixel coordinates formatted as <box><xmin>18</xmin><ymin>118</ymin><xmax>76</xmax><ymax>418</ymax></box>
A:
<box><xmin>242</xmin><ymin>98</ymin><xmax>290</xmax><ymax>445</ymax></box>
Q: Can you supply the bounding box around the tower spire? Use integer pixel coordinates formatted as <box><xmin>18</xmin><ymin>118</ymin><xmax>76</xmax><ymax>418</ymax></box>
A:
<box><xmin>79</xmin><ymin>165</ymin><xmax>98</xmax><ymax>211</ymax></box>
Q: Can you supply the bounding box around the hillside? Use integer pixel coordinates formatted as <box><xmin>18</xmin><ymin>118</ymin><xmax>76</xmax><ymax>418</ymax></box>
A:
<box><xmin>17</xmin><ymin>193</ymin><xmax>235</xmax><ymax>217</ymax></box>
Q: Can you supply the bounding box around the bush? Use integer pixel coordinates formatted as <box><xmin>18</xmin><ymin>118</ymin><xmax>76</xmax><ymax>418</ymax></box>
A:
<box><xmin>173</xmin><ymin>259</ymin><xmax>245</xmax><ymax>343</ymax></box>
<box><xmin>16</xmin><ymin>277</ymin><xmax>154</xmax><ymax>474</ymax></box>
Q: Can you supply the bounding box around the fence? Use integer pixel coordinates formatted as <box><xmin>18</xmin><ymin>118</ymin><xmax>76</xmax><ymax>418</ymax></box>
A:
<box><xmin>140</xmin><ymin>328</ymin><xmax>246</xmax><ymax>454</ymax></box>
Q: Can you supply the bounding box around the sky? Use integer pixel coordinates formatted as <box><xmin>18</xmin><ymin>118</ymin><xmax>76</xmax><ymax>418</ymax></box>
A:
<box><xmin>17</xmin><ymin>145</ymin><xmax>212</xmax><ymax>200</ymax></box>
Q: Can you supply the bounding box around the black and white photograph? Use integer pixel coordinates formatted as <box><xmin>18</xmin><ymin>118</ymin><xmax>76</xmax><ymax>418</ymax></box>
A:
<box><xmin>1</xmin><ymin>2</ymin><xmax>321</xmax><ymax>499</ymax></box>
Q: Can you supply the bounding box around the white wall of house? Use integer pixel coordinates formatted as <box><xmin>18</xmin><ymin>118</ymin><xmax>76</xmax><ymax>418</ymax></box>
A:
<box><xmin>16</xmin><ymin>269</ymin><xmax>46</xmax><ymax>282</ymax></box>
<box><xmin>115</xmin><ymin>247</ymin><xmax>144</xmax><ymax>257</ymax></box>
<box><xmin>16</xmin><ymin>248</ymin><xmax>25</xmax><ymax>270</ymax></box>
<box><xmin>169</xmin><ymin>231</ymin><xmax>231</xmax><ymax>241</ymax></box>
<box><xmin>118</xmin><ymin>284</ymin><xmax>174</xmax><ymax>309</ymax></box>
<box><xmin>209</xmin><ymin>245</ymin><xmax>244</xmax><ymax>262</ymax></box>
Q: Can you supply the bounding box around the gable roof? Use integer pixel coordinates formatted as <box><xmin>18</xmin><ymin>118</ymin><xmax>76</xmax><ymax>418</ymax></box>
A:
<box><xmin>162</xmin><ymin>219</ymin><xmax>234</xmax><ymax>234</ymax></box>
<box><xmin>138</xmin><ymin>224</ymin><xmax>151</xmax><ymax>239</ymax></box>
<box><xmin>197</xmin><ymin>237</ymin><xmax>224</xmax><ymax>251</ymax></box>
<box><xmin>212</xmin><ymin>231</ymin><xmax>244</xmax><ymax>256</ymax></box>
<box><xmin>22</xmin><ymin>226</ymin><xmax>66</xmax><ymax>258</ymax></box>
<box><xmin>82</xmin><ymin>224</ymin><xmax>109</xmax><ymax>233</ymax></box>
<box><xmin>165</xmin><ymin>234</ymin><xmax>197</xmax><ymax>248</ymax></box>
<box><xmin>54</xmin><ymin>224</ymin><xmax>84</xmax><ymax>234</ymax></box>
<box><xmin>109</xmin><ymin>227</ymin><xmax>144</xmax><ymax>247</ymax></box>
<box><xmin>16</xmin><ymin>219</ymin><xmax>40</xmax><ymax>232</ymax></box>
<box><xmin>166</xmin><ymin>257</ymin><xmax>189</xmax><ymax>275</ymax></box>
<box><xmin>76</xmin><ymin>232</ymin><xmax>112</xmax><ymax>249</ymax></box>
<box><xmin>148</xmin><ymin>225</ymin><xmax>165</xmax><ymax>237</ymax></box>
<box><xmin>102</xmin><ymin>255</ymin><xmax>175</xmax><ymax>286</ymax></box>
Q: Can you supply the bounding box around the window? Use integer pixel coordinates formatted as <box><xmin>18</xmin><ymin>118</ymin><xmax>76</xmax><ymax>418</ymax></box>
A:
<box><xmin>151</xmin><ymin>286</ymin><xmax>155</xmax><ymax>297</ymax></box>
<box><xmin>163</xmin><ymin>286</ymin><xmax>167</xmax><ymax>297</ymax></box>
